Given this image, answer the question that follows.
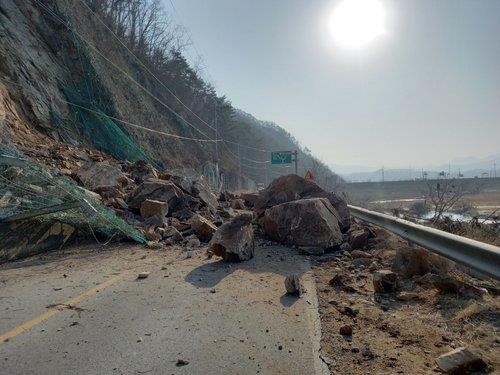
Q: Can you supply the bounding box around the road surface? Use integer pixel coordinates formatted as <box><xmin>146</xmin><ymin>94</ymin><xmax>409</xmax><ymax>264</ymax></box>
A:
<box><xmin>0</xmin><ymin>242</ymin><xmax>328</xmax><ymax>374</ymax></box>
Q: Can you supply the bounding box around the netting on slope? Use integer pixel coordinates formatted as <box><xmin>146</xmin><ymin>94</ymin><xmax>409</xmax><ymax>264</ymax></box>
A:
<box><xmin>0</xmin><ymin>145</ymin><xmax>144</xmax><ymax>243</ymax></box>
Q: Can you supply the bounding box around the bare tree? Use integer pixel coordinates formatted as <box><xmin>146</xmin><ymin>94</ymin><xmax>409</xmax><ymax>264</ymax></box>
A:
<box><xmin>425</xmin><ymin>179</ymin><xmax>475</xmax><ymax>221</ymax></box>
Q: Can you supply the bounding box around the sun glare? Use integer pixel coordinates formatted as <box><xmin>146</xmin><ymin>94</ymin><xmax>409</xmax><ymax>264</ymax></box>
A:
<box><xmin>329</xmin><ymin>0</ymin><xmax>386</xmax><ymax>49</ymax></box>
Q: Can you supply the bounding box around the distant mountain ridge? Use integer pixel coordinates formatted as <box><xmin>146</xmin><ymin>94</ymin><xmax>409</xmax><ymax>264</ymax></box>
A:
<box><xmin>338</xmin><ymin>154</ymin><xmax>499</xmax><ymax>182</ymax></box>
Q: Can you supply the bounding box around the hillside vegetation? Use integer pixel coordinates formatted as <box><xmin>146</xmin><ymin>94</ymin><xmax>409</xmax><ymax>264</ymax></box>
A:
<box><xmin>0</xmin><ymin>0</ymin><xmax>341</xmax><ymax>190</ymax></box>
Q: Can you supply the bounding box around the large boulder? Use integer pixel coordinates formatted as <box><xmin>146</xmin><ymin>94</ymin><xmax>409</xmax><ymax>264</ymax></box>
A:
<box><xmin>261</xmin><ymin>198</ymin><xmax>343</xmax><ymax>248</ymax></box>
<box><xmin>254</xmin><ymin>175</ymin><xmax>350</xmax><ymax>231</ymax></box>
<box><xmin>189</xmin><ymin>214</ymin><xmax>217</xmax><ymax>242</ymax></box>
<box><xmin>76</xmin><ymin>162</ymin><xmax>125</xmax><ymax>190</ymax></box>
<box><xmin>209</xmin><ymin>213</ymin><xmax>254</xmax><ymax>261</ymax></box>
<box><xmin>140</xmin><ymin>199</ymin><xmax>168</xmax><ymax>218</ymax></box>
<box><xmin>128</xmin><ymin>178</ymin><xmax>184</xmax><ymax>211</ymax></box>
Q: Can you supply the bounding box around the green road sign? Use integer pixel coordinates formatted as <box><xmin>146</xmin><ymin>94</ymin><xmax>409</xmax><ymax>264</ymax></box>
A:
<box><xmin>271</xmin><ymin>151</ymin><xmax>292</xmax><ymax>164</ymax></box>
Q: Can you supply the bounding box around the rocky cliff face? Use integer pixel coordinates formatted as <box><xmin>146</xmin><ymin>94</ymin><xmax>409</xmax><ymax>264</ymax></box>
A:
<box><xmin>0</xmin><ymin>0</ymin><xmax>341</xmax><ymax>190</ymax></box>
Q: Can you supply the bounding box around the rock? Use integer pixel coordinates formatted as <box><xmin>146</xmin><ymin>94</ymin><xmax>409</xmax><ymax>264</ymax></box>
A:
<box><xmin>254</xmin><ymin>174</ymin><xmax>350</xmax><ymax>231</ymax></box>
<box><xmin>208</xmin><ymin>213</ymin><xmax>254</xmax><ymax>261</ymax></box>
<box><xmin>339</xmin><ymin>324</ymin><xmax>353</xmax><ymax>336</ymax></box>
<box><xmin>284</xmin><ymin>274</ymin><xmax>302</xmax><ymax>295</ymax></box>
<box><xmin>140</xmin><ymin>199</ymin><xmax>168</xmax><ymax>218</ymax></box>
<box><xmin>171</xmin><ymin>208</ymin><xmax>195</xmax><ymax>221</ymax></box>
<box><xmin>392</xmin><ymin>247</ymin><xmax>452</xmax><ymax>277</ymax></box>
<box><xmin>144</xmin><ymin>229</ymin><xmax>161</xmax><ymax>241</ymax></box>
<box><xmin>340</xmin><ymin>242</ymin><xmax>352</xmax><ymax>252</ymax></box>
<box><xmin>261</xmin><ymin>198</ymin><xmax>343</xmax><ymax>248</ymax></box>
<box><xmin>298</xmin><ymin>246</ymin><xmax>325</xmax><ymax>255</ymax></box>
<box><xmin>396</xmin><ymin>291</ymin><xmax>419</xmax><ymax>301</ymax></box>
<box><xmin>329</xmin><ymin>273</ymin><xmax>344</xmax><ymax>287</ymax></box>
<box><xmin>436</xmin><ymin>347</ymin><xmax>487</xmax><ymax>374</ymax></box>
<box><xmin>192</xmin><ymin>180</ymin><xmax>218</xmax><ymax>210</ymax></box>
<box><xmin>137</xmin><ymin>272</ymin><xmax>150</xmax><ymax>279</ymax></box>
<box><xmin>240</xmin><ymin>192</ymin><xmax>259</xmax><ymax>208</ymax></box>
<box><xmin>230</xmin><ymin>198</ymin><xmax>245</xmax><ymax>209</ymax></box>
<box><xmin>170</xmin><ymin>218</ymin><xmax>190</xmax><ymax>232</ymax></box>
<box><xmin>431</xmin><ymin>275</ymin><xmax>463</xmax><ymax>294</ymax></box>
<box><xmin>170</xmin><ymin>175</ymin><xmax>192</xmax><ymax>193</ymax></box>
<box><xmin>349</xmin><ymin>229</ymin><xmax>369</xmax><ymax>249</ymax></box>
<box><xmin>125</xmin><ymin>160</ymin><xmax>158</xmax><ymax>183</ymax></box>
<box><xmin>186</xmin><ymin>235</ymin><xmax>201</xmax><ymax>248</ymax></box>
<box><xmin>176</xmin><ymin>359</ymin><xmax>189</xmax><ymax>367</ymax></box>
<box><xmin>373</xmin><ymin>270</ymin><xmax>398</xmax><ymax>293</ymax></box>
<box><xmin>352</xmin><ymin>257</ymin><xmax>373</xmax><ymax>268</ymax></box>
<box><xmin>218</xmin><ymin>207</ymin><xmax>236</xmax><ymax>219</ymax></box>
<box><xmin>142</xmin><ymin>214</ymin><xmax>167</xmax><ymax>229</ymax></box>
<box><xmin>163</xmin><ymin>226</ymin><xmax>183</xmax><ymax>243</ymax></box>
<box><xmin>128</xmin><ymin>179</ymin><xmax>184</xmax><ymax>210</ymax></box>
<box><xmin>351</xmin><ymin>250</ymin><xmax>372</xmax><ymax>259</ymax></box>
<box><xmin>76</xmin><ymin>161</ymin><xmax>125</xmax><ymax>190</ymax></box>
<box><xmin>188</xmin><ymin>214</ymin><xmax>217</xmax><ymax>242</ymax></box>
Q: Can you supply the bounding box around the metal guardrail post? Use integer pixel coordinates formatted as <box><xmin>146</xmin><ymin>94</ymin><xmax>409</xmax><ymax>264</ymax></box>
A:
<box><xmin>348</xmin><ymin>205</ymin><xmax>500</xmax><ymax>280</ymax></box>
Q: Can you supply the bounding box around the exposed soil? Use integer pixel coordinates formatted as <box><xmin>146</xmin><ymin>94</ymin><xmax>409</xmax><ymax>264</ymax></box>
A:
<box><xmin>313</xmin><ymin>226</ymin><xmax>500</xmax><ymax>374</ymax></box>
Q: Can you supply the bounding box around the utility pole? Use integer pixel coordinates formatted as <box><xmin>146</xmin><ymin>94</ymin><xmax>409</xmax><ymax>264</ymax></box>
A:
<box><xmin>237</xmin><ymin>143</ymin><xmax>242</xmax><ymax>191</ymax></box>
<box><xmin>293</xmin><ymin>150</ymin><xmax>298</xmax><ymax>175</ymax></box>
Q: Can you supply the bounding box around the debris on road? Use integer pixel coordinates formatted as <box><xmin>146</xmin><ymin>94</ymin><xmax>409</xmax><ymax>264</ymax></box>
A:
<box><xmin>209</xmin><ymin>213</ymin><xmax>254</xmax><ymax>261</ymax></box>
<box><xmin>284</xmin><ymin>274</ymin><xmax>303</xmax><ymax>295</ymax></box>
<box><xmin>137</xmin><ymin>272</ymin><xmax>150</xmax><ymax>279</ymax></box>
<box><xmin>261</xmin><ymin>198</ymin><xmax>343</xmax><ymax>248</ymax></box>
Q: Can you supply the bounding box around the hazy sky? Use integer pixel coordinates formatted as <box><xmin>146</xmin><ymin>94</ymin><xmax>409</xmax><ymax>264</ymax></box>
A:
<box><xmin>167</xmin><ymin>0</ymin><xmax>500</xmax><ymax>170</ymax></box>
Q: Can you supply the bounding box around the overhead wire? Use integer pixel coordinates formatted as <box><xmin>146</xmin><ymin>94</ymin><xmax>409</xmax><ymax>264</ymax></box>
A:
<box><xmin>62</xmin><ymin>100</ymin><xmax>218</xmax><ymax>143</ymax></box>
<box><xmin>32</xmin><ymin>0</ymin><xmax>215</xmax><ymax>142</ymax></box>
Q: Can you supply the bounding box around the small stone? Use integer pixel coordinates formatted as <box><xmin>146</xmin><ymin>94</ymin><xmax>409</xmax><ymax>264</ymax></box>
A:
<box><xmin>329</xmin><ymin>273</ymin><xmax>344</xmax><ymax>286</ymax></box>
<box><xmin>343</xmin><ymin>306</ymin><xmax>359</xmax><ymax>317</ymax></box>
<box><xmin>210</xmin><ymin>289</ymin><xmax>216</xmax><ymax>293</ymax></box>
<box><xmin>278</xmin><ymin>345</ymin><xmax>283</xmax><ymax>350</ymax></box>
<box><xmin>137</xmin><ymin>272</ymin><xmax>150</xmax><ymax>279</ymax></box>
<box><xmin>351</xmin><ymin>250</ymin><xmax>372</xmax><ymax>259</ymax></box>
<box><xmin>137</xmin><ymin>337</ymin><xmax>143</xmax><ymax>342</ymax></box>
<box><xmin>372</xmin><ymin>270</ymin><xmax>398</xmax><ymax>293</ymax></box>
<box><xmin>284</xmin><ymin>274</ymin><xmax>302</xmax><ymax>295</ymax></box>
<box><xmin>339</xmin><ymin>324</ymin><xmax>353</xmax><ymax>336</ymax></box>
<box><xmin>436</xmin><ymin>347</ymin><xmax>487</xmax><ymax>374</ymax></box>
<box><xmin>396</xmin><ymin>291</ymin><xmax>419</xmax><ymax>301</ymax></box>
<box><xmin>176</xmin><ymin>359</ymin><xmax>189</xmax><ymax>366</ymax></box>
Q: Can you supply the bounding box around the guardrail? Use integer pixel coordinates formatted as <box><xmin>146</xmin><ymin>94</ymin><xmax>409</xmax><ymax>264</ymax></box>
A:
<box><xmin>348</xmin><ymin>205</ymin><xmax>500</xmax><ymax>280</ymax></box>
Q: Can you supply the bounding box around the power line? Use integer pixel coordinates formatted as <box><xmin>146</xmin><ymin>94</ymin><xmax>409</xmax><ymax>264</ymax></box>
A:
<box><xmin>62</xmin><ymin>100</ymin><xmax>218</xmax><ymax>143</ymax></box>
<box><xmin>77</xmin><ymin>0</ymin><xmax>216</xmax><ymax>132</ymax></box>
<box><xmin>32</xmin><ymin>0</ymin><xmax>214</xmax><ymax>141</ymax></box>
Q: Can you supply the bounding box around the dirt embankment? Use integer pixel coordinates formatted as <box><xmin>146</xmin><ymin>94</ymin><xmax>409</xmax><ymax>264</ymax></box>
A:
<box><xmin>313</xmin><ymin>223</ymin><xmax>499</xmax><ymax>374</ymax></box>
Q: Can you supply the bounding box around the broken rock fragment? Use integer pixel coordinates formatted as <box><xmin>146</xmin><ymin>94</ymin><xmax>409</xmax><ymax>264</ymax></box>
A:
<box><xmin>208</xmin><ymin>213</ymin><xmax>254</xmax><ymax>261</ymax></box>
<box><xmin>284</xmin><ymin>274</ymin><xmax>303</xmax><ymax>295</ymax></box>
<box><xmin>436</xmin><ymin>347</ymin><xmax>487</xmax><ymax>374</ymax></box>
<box><xmin>372</xmin><ymin>270</ymin><xmax>398</xmax><ymax>293</ymax></box>
<box><xmin>140</xmin><ymin>199</ymin><xmax>168</xmax><ymax>218</ymax></box>
<box><xmin>189</xmin><ymin>214</ymin><xmax>217</xmax><ymax>242</ymax></box>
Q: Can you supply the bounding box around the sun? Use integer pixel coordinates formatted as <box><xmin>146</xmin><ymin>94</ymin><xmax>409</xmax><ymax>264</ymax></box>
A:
<box><xmin>329</xmin><ymin>0</ymin><xmax>386</xmax><ymax>49</ymax></box>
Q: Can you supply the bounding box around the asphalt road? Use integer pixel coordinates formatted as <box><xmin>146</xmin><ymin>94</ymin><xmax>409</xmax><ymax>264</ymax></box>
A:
<box><xmin>0</xmin><ymin>242</ymin><xmax>328</xmax><ymax>375</ymax></box>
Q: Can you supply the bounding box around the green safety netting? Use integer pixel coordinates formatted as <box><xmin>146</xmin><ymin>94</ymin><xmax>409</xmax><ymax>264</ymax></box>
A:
<box><xmin>0</xmin><ymin>145</ymin><xmax>144</xmax><ymax>243</ymax></box>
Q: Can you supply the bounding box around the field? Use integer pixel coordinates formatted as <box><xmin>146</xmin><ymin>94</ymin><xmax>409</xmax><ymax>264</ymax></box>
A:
<box><xmin>340</xmin><ymin>177</ymin><xmax>500</xmax><ymax>216</ymax></box>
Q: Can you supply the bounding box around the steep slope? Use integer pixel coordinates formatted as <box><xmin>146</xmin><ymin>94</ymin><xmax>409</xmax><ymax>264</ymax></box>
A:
<box><xmin>0</xmin><ymin>0</ymin><xmax>340</xmax><ymax>190</ymax></box>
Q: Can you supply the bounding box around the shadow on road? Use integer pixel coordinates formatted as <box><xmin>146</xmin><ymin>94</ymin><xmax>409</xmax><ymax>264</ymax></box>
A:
<box><xmin>184</xmin><ymin>244</ymin><xmax>311</xmax><ymax>294</ymax></box>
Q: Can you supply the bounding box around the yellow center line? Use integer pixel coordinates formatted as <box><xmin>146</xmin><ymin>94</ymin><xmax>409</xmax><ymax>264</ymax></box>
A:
<box><xmin>0</xmin><ymin>269</ymin><xmax>131</xmax><ymax>343</ymax></box>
